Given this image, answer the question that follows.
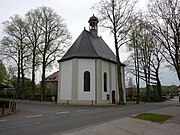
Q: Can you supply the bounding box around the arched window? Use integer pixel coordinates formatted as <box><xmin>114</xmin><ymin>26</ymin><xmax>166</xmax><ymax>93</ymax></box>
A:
<box><xmin>84</xmin><ymin>71</ymin><xmax>90</xmax><ymax>92</ymax></box>
<box><xmin>104</xmin><ymin>72</ymin><xmax>107</xmax><ymax>92</ymax></box>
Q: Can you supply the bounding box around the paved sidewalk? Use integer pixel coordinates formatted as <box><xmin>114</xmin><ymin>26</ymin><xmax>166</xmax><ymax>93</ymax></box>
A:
<box><xmin>58</xmin><ymin>104</ymin><xmax>180</xmax><ymax>135</ymax></box>
<box><xmin>0</xmin><ymin>108</ymin><xmax>16</xmax><ymax>117</ymax></box>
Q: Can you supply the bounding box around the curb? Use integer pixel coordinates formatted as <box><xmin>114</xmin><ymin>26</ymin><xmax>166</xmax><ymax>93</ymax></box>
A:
<box><xmin>0</xmin><ymin>109</ymin><xmax>17</xmax><ymax>117</ymax></box>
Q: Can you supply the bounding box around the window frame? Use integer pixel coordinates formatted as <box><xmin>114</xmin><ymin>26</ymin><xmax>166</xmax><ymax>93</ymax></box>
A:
<box><xmin>104</xmin><ymin>72</ymin><xmax>107</xmax><ymax>92</ymax></box>
<box><xmin>84</xmin><ymin>71</ymin><xmax>90</xmax><ymax>92</ymax></box>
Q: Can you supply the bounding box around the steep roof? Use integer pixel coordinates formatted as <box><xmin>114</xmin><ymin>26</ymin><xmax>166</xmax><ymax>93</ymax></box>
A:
<box><xmin>58</xmin><ymin>30</ymin><xmax>117</xmax><ymax>63</ymax></box>
<box><xmin>45</xmin><ymin>71</ymin><xmax>59</xmax><ymax>82</ymax></box>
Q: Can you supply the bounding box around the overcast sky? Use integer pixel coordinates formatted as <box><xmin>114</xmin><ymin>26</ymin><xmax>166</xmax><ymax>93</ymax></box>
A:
<box><xmin>0</xmin><ymin>0</ymin><xmax>179</xmax><ymax>86</ymax></box>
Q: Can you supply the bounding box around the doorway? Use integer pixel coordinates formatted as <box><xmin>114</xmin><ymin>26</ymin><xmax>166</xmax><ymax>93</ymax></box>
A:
<box><xmin>112</xmin><ymin>90</ymin><xmax>116</xmax><ymax>104</ymax></box>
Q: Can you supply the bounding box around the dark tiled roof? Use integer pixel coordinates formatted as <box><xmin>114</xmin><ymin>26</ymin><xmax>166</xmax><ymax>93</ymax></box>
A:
<box><xmin>58</xmin><ymin>30</ymin><xmax>117</xmax><ymax>63</ymax></box>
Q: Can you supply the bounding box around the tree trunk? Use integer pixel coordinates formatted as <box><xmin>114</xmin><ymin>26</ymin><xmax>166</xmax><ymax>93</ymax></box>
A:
<box><xmin>156</xmin><ymin>73</ymin><xmax>162</xmax><ymax>101</ymax></box>
<box><xmin>41</xmin><ymin>61</ymin><xmax>46</xmax><ymax>101</ymax></box>
<box><xmin>114</xmin><ymin>37</ymin><xmax>125</xmax><ymax>105</ymax></box>
<box><xmin>117</xmin><ymin>61</ymin><xmax>124</xmax><ymax>104</ymax></box>
<box><xmin>147</xmin><ymin>60</ymin><xmax>151</xmax><ymax>102</ymax></box>
<box><xmin>136</xmin><ymin>50</ymin><xmax>140</xmax><ymax>104</ymax></box>
<box><xmin>146</xmin><ymin>84</ymin><xmax>150</xmax><ymax>102</ymax></box>
<box><xmin>17</xmin><ymin>62</ymin><xmax>21</xmax><ymax>99</ymax></box>
<box><xmin>16</xmin><ymin>50</ymin><xmax>21</xmax><ymax>99</ymax></box>
<box><xmin>31</xmin><ymin>56</ymin><xmax>35</xmax><ymax>100</ymax></box>
<box><xmin>21</xmin><ymin>71</ymin><xmax>25</xmax><ymax>99</ymax></box>
<box><xmin>21</xmin><ymin>55</ymin><xmax>25</xmax><ymax>100</ymax></box>
<box><xmin>136</xmin><ymin>83</ymin><xmax>140</xmax><ymax>104</ymax></box>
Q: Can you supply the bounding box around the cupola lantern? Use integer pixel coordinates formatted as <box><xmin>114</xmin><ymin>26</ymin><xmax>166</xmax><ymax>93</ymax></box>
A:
<box><xmin>88</xmin><ymin>14</ymin><xmax>98</xmax><ymax>36</ymax></box>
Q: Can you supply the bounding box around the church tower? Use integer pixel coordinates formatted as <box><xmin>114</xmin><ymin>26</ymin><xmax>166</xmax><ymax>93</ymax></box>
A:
<box><xmin>88</xmin><ymin>14</ymin><xmax>98</xmax><ymax>36</ymax></box>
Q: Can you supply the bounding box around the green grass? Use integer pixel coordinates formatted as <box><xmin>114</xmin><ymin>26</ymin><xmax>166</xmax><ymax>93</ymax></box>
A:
<box><xmin>136</xmin><ymin>113</ymin><xmax>172</xmax><ymax>122</ymax></box>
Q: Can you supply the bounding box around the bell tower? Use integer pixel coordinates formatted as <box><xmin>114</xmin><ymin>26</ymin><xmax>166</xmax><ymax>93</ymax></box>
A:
<box><xmin>88</xmin><ymin>14</ymin><xmax>99</xmax><ymax>36</ymax></box>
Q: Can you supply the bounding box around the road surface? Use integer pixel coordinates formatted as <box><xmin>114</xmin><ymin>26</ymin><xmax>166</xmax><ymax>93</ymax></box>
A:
<box><xmin>0</xmin><ymin>100</ymin><xmax>178</xmax><ymax>135</ymax></box>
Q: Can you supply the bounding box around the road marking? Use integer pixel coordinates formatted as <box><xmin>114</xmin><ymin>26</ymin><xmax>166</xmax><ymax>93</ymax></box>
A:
<box><xmin>131</xmin><ymin>113</ymin><xmax>138</xmax><ymax>117</ymax></box>
<box><xmin>76</xmin><ymin>110</ymin><xmax>87</xmax><ymax>112</ymax></box>
<box><xmin>108</xmin><ymin>107</ymin><xmax>115</xmax><ymax>110</ymax></box>
<box><xmin>95</xmin><ymin>108</ymin><xmax>103</xmax><ymax>111</ymax></box>
<box><xmin>0</xmin><ymin>122</ymin><xmax>40</xmax><ymax>131</ymax></box>
<box><xmin>26</xmin><ymin>114</ymin><xmax>43</xmax><ymax>118</ymax></box>
<box><xmin>56</xmin><ymin>111</ymin><xmax>69</xmax><ymax>115</ymax></box>
<box><xmin>0</xmin><ymin>119</ymin><xmax>7</xmax><ymax>122</ymax></box>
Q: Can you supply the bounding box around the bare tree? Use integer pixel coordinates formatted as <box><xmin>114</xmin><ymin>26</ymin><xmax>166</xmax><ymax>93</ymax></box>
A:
<box><xmin>127</xmin><ymin>16</ymin><xmax>164</xmax><ymax>102</ymax></box>
<box><xmin>150</xmin><ymin>41</ymin><xmax>164</xmax><ymax>101</ymax></box>
<box><xmin>148</xmin><ymin>0</ymin><xmax>180</xmax><ymax>81</ymax></box>
<box><xmin>1</xmin><ymin>15</ymin><xmax>30</xmax><ymax>99</ymax></box>
<box><xmin>139</xmin><ymin>23</ymin><xmax>153</xmax><ymax>102</ymax></box>
<box><xmin>36</xmin><ymin>7</ymin><xmax>71</xmax><ymax>101</ymax></box>
<box><xmin>25</xmin><ymin>9</ymin><xmax>43</xmax><ymax>100</ymax></box>
<box><xmin>94</xmin><ymin>0</ymin><xmax>137</xmax><ymax>104</ymax></box>
<box><xmin>126</xmin><ymin>16</ymin><xmax>144</xmax><ymax>104</ymax></box>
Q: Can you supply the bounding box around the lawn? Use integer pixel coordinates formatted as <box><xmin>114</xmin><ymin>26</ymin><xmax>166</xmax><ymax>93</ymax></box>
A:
<box><xmin>135</xmin><ymin>113</ymin><xmax>172</xmax><ymax>123</ymax></box>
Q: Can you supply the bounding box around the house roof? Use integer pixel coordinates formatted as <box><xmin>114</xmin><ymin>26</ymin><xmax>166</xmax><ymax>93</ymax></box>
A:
<box><xmin>58</xmin><ymin>29</ymin><xmax>118</xmax><ymax>63</ymax></box>
<box><xmin>45</xmin><ymin>71</ymin><xmax>59</xmax><ymax>82</ymax></box>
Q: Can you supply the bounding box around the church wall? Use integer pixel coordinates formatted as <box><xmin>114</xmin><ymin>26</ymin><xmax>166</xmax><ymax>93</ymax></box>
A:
<box><xmin>71</xmin><ymin>59</ymin><xmax>78</xmax><ymax>102</ymax></box>
<box><xmin>111</xmin><ymin>64</ymin><xmax>117</xmax><ymax>91</ymax></box>
<box><xmin>59</xmin><ymin>60</ymin><xmax>72</xmax><ymax>100</ymax></box>
<box><xmin>77</xmin><ymin>59</ymin><xmax>96</xmax><ymax>100</ymax></box>
<box><xmin>95</xmin><ymin>60</ymin><xmax>119</xmax><ymax>104</ymax></box>
<box><xmin>109</xmin><ymin>65</ymin><xmax>126</xmax><ymax>103</ymax></box>
<box><xmin>110</xmin><ymin>63</ymin><xmax>118</xmax><ymax>102</ymax></box>
<box><xmin>57</xmin><ymin>63</ymin><xmax>61</xmax><ymax>102</ymax></box>
<box><xmin>101</xmin><ymin>61</ymin><xmax>110</xmax><ymax>100</ymax></box>
<box><xmin>95</xmin><ymin>59</ymin><xmax>102</xmax><ymax>104</ymax></box>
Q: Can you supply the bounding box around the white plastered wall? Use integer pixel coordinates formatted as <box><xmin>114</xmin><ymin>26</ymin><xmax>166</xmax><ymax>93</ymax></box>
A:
<box><xmin>101</xmin><ymin>61</ymin><xmax>110</xmax><ymax>100</ymax></box>
<box><xmin>111</xmin><ymin>63</ymin><xmax>118</xmax><ymax>102</ymax></box>
<box><xmin>59</xmin><ymin>60</ymin><xmax>72</xmax><ymax>100</ymax></box>
<box><xmin>78</xmin><ymin>59</ymin><xmax>95</xmax><ymax>100</ymax></box>
<box><xmin>111</xmin><ymin>64</ymin><xmax>116</xmax><ymax>91</ymax></box>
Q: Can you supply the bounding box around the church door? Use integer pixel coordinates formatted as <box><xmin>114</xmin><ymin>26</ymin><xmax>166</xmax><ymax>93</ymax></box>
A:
<box><xmin>112</xmin><ymin>90</ymin><xmax>116</xmax><ymax>104</ymax></box>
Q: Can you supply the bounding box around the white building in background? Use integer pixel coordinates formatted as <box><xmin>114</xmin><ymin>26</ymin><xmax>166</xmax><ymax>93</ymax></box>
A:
<box><xmin>57</xmin><ymin>15</ymin><xmax>126</xmax><ymax>104</ymax></box>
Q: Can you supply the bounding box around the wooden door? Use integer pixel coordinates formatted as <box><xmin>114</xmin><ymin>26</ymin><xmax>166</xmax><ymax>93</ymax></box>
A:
<box><xmin>112</xmin><ymin>90</ymin><xmax>116</xmax><ymax>104</ymax></box>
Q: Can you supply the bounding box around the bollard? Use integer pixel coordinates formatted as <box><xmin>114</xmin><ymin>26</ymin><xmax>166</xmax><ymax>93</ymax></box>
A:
<box><xmin>2</xmin><ymin>108</ymin><xmax>4</xmax><ymax>115</ymax></box>
<box><xmin>92</xmin><ymin>100</ymin><xmax>94</xmax><ymax>106</ymax></box>
<box><xmin>179</xmin><ymin>96</ymin><xmax>180</xmax><ymax>102</ymax></box>
<box><xmin>12</xmin><ymin>102</ymin><xmax>16</xmax><ymax>112</ymax></box>
<box><xmin>67</xmin><ymin>100</ymin><xmax>69</xmax><ymax>105</ymax></box>
<box><xmin>2</xmin><ymin>104</ymin><xmax>5</xmax><ymax>115</ymax></box>
<box><xmin>10</xmin><ymin>101</ymin><xmax>12</xmax><ymax>109</ymax></box>
<box><xmin>52</xmin><ymin>96</ymin><xmax>55</xmax><ymax>104</ymax></box>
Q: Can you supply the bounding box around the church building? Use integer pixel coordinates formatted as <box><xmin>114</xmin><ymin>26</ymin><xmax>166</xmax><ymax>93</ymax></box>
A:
<box><xmin>57</xmin><ymin>15</ymin><xmax>126</xmax><ymax>104</ymax></box>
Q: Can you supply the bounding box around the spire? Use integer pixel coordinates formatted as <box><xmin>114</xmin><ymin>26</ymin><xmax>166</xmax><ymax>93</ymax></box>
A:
<box><xmin>88</xmin><ymin>14</ymin><xmax>98</xmax><ymax>36</ymax></box>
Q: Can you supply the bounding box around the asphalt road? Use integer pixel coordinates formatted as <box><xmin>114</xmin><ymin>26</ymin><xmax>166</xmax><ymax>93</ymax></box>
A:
<box><xmin>0</xmin><ymin>100</ymin><xmax>179</xmax><ymax>135</ymax></box>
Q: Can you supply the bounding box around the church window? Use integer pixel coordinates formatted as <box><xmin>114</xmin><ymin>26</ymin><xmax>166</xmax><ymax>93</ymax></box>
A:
<box><xmin>84</xmin><ymin>71</ymin><xmax>90</xmax><ymax>92</ymax></box>
<box><xmin>104</xmin><ymin>72</ymin><xmax>107</xmax><ymax>92</ymax></box>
